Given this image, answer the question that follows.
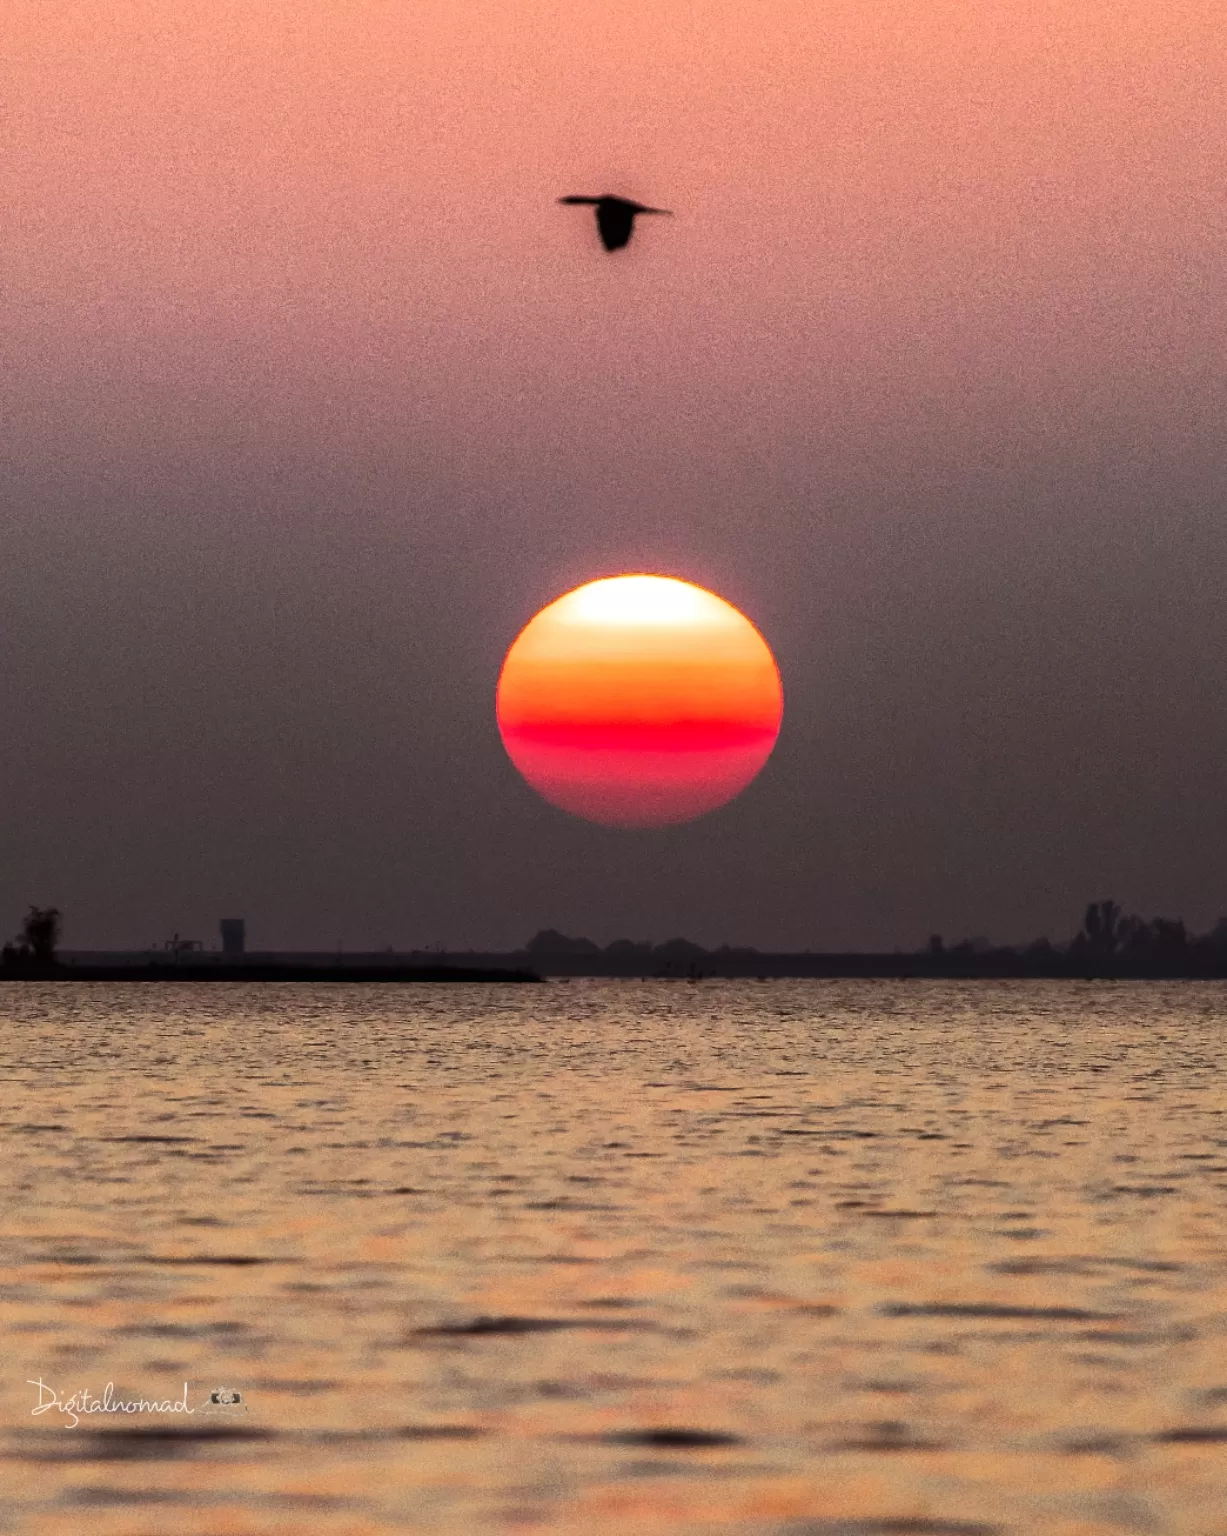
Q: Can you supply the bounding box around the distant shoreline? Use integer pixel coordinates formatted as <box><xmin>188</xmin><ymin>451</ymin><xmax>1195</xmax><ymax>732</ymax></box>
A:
<box><xmin>0</xmin><ymin>961</ymin><xmax>542</xmax><ymax>984</ymax></box>
<box><xmin>3</xmin><ymin>951</ymin><xmax>1226</xmax><ymax>982</ymax></box>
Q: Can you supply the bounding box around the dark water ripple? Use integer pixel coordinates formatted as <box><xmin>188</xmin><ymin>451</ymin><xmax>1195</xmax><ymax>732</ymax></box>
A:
<box><xmin>1</xmin><ymin>978</ymin><xmax>1226</xmax><ymax>1534</ymax></box>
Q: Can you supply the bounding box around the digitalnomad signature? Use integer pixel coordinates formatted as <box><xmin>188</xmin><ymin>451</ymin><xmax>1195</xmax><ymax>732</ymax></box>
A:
<box><xmin>28</xmin><ymin>1379</ymin><xmax>246</xmax><ymax>1428</ymax></box>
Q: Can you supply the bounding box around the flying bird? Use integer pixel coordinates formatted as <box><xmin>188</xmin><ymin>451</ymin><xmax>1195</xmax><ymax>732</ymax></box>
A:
<box><xmin>558</xmin><ymin>194</ymin><xmax>672</xmax><ymax>252</ymax></box>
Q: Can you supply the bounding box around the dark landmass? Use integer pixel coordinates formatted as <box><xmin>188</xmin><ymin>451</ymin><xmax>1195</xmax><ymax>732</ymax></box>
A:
<box><xmin>491</xmin><ymin>901</ymin><xmax>1227</xmax><ymax>978</ymax></box>
<box><xmin>3</xmin><ymin>952</ymin><xmax>1222</xmax><ymax>981</ymax></box>
<box><xmin>0</xmin><ymin>905</ymin><xmax>533</xmax><ymax>982</ymax></box>
<box><xmin>0</xmin><ymin>959</ymin><xmax>541</xmax><ymax>984</ymax></box>
<box><xmin>0</xmin><ymin>958</ymin><xmax>540</xmax><ymax>983</ymax></box>
<box><xmin>3</xmin><ymin>900</ymin><xmax>1226</xmax><ymax>982</ymax></box>
<box><xmin>432</xmin><ymin>945</ymin><xmax>1227</xmax><ymax>980</ymax></box>
<box><xmin>0</xmin><ymin>952</ymin><xmax>543</xmax><ymax>976</ymax></box>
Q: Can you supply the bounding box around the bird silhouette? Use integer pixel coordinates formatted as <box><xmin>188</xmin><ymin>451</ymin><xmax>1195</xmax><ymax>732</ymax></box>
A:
<box><xmin>558</xmin><ymin>194</ymin><xmax>672</xmax><ymax>252</ymax></box>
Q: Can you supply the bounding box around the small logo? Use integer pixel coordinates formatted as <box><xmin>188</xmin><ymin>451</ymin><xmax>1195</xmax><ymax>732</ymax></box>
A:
<box><xmin>201</xmin><ymin>1387</ymin><xmax>247</xmax><ymax>1413</ymax></box>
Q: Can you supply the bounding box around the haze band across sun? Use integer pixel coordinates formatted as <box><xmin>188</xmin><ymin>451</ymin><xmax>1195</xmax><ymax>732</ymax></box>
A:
<box><xmin>496</xmin><ymin>576</ymin><xmax>784</xmax><ymax>827</ymax></box>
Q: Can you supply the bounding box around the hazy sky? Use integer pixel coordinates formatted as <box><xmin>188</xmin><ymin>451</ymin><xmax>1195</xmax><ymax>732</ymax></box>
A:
<box><xmin>4</xmin><ymin>1</ymin><xmax>1227</xmax><ymax>951</ymax></box>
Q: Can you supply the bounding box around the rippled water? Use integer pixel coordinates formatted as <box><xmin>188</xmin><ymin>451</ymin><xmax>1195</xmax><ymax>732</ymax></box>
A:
<box><xmin>1</xmin><ymin>980</ymin><xmax>1225</xmax><ymax>1535</ymax></box>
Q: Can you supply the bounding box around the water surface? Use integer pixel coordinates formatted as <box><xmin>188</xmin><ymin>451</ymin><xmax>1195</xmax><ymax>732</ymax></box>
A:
<box><xmin>1</xmin><ymin>980</ymin><xmax>1225</xmax><ymax>1534</ymax></box>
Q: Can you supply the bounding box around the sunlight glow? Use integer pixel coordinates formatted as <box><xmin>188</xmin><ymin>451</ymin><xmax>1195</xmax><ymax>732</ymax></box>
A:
<box><xmin>559</xmin><ymin>575</ymin><xmax>738</xmax><ymax>629</ymax></box>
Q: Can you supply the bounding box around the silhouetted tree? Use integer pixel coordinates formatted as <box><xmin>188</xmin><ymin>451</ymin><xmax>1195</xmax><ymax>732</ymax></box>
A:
<box><xmin>525</xmin><ymin>929</ymin><xmax>600</xmax><ymax>956</ymax></box>
<box><xmin>1144</xmin><ymin>917</ymin><xmax>1188</xmax><ymax>954</ymax></box>
<box><xmin>1114</xmin><ymin>913</ymin><xmax>1149</xmax><ymax>953</ymax></box>
<box><xmin>1079</xmin><ymin>900</ymin><xmax>1122</xmax><ymax>956</ymax></box>
<box><xmin>653</xmin><ymin>938</ymin><xmax>708</xmax><ymax>962</ymax></box>
<box><xmin>1108</xmin><ymin>913</ymin><xmax>1188</xmax><ymax>958</ymax></box>
<box><xmin>1070</xmin><ymin>903</ymin><xmax>1197</xmax><ymax>969</ymax></box>
<box><xmin>22</xmin><ymin>907</ymin><xmax>60</xmax><ymax>963</ymax></box>
<box><xmin>1</xmin><ymin>906</ymin><xmax>61</xmax><ymax>969</ymax></box>
<box><xmin>604</xmin><ymin>939</ymin><xmax>654</xmax><ymax>958</ymax></box>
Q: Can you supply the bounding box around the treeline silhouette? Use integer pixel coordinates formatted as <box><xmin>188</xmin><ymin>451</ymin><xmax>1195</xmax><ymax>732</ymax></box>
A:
<box><xmin>521</xmin><ymin>902</ymin><xmax>1227</xmax><ymax>978</ymax></box>
<box><xmin>5</xmin><ymin>901</ymin><xmax>1227</xmax><ymax>980</ymax></box>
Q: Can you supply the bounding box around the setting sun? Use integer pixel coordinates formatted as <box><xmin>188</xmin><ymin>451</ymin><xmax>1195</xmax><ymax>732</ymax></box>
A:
<box><xmin>496</xmin><ymin>575</ymin><xmax>783</xmax><ymax>827</ymax></box>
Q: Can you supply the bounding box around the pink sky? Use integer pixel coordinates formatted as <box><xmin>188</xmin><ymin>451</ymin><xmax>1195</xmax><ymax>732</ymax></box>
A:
<box><xmin>7</xmin><ymin>0</ymin><xmax>1223</xmax><ymax>478</ymax></box>
<box><xmin>3</xmin><ymin>2</ymin><xmax>1227</xmax><ymax>947</ymax></box>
